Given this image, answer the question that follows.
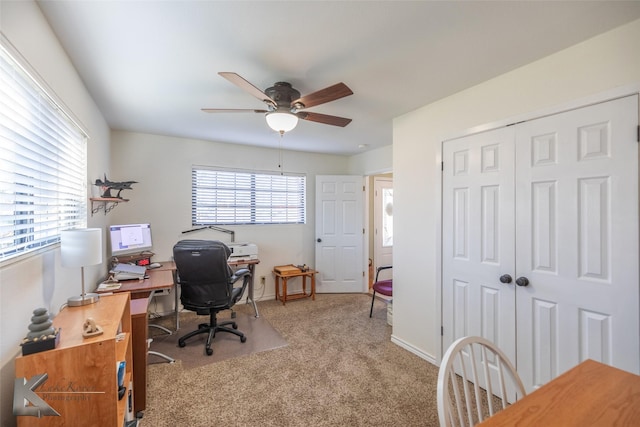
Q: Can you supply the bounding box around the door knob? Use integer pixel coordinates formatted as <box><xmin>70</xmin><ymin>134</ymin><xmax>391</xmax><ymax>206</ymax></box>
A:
<box><xmin>515</xmin><ymin>276</ymin><xmax>530</xmax><ymax>287</ymax></box>
<box><xmin>316</xmin><ymin>238</ymin><xmax>322</xmax><ymax>243</ymax></box>
<box><xmin>499</xmin><ymin>274</ymin><xmax>513</xmax><ymax>284</ymax></box>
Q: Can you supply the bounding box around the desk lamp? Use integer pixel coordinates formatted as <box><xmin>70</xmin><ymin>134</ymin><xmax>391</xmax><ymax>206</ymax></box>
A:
<box><xmin>61</xmin><ymin>228</ymin><xmax>103</xmax><ymax>307</ymax></box>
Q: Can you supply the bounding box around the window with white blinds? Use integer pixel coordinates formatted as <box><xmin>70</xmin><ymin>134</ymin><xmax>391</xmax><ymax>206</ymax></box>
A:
<box><xmin>0</xmin><ymin>40</ymin><xmax>88</xmax><ymax>263</ymax></box>
<box><xmin>192</xmin><ymin>166</ymin><xmax>306</xmax><ymax>225</ymax></box>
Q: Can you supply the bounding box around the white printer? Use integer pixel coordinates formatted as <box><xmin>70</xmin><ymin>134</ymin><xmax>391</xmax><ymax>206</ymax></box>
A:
<box><xmin>227</xmin><ymin>242</ymin><xmax>258</xmax><ymax>261</ymax></box>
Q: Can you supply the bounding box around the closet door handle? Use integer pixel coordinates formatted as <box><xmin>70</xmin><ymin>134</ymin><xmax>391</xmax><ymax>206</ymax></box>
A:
<box><xmin>516</xmin><ymin>276</ymin><xmax>530</xmax><ymax>287</ymax></box>
<box><xmin>499</xmin><ymin>274</ymin><xmax>513</xmax><ymax>284</ymax></box>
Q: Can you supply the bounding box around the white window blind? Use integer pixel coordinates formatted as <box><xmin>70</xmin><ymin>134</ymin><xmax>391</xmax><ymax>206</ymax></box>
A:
<box><xmin>192</xmin><ymin>166</ymin><xmax>306</xmax><ymax>225</ymax></box>
<box><xmin>0</xmin><ymin>40</ymin><xmax>88</xmax><ymax>262</ymax></box>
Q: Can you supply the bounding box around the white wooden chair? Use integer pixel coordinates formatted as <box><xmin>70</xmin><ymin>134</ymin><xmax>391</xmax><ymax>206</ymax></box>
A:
<box><xmin>437</xmin><ymin>336</ymin><xmax>526</xmax><ymax>427</ymax></box>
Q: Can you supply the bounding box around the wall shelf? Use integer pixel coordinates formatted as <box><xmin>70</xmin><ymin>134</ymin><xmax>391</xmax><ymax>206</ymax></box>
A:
<box><xmin>90</xmin><ymin>197</ymin><xmax>128</xmax><ymax>216</ymax></box>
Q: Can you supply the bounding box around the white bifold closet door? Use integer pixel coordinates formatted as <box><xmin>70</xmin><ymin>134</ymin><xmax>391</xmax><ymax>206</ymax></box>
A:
<box><xmin>442</xmin><ymin>94</ymin><xmax>639</xmax><ymax>394</ymax></box>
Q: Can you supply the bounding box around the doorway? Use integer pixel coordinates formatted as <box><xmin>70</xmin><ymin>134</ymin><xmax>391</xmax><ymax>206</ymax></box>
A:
<box><xmin>369</xmin><ymin>174</ymin><xmax>393</xmax><ymax>287</ymax></box>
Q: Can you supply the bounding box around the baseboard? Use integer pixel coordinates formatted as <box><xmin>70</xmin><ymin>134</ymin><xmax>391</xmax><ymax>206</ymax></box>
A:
<box><xmin>391</xmin><ymin>334</ymin><xmax>438</xmax><ymax>366</ymax></box>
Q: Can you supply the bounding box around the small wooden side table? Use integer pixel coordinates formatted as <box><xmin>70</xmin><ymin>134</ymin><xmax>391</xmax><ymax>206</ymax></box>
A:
<box><xmin>273</xmin><ymin>264</ymin><xmax>318</xmax><ymax>305</ymax></box>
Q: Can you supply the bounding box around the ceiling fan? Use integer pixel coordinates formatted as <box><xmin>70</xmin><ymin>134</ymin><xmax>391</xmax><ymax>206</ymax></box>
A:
<box><xmin>202</xmin><ymin>72</ymin><xmax>353</xmax><ymax>135</ymax></box>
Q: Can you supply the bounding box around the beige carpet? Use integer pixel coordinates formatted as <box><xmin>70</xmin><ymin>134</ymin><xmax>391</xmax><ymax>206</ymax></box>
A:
<box><xmin>141</xmin><ymin>294</ymin><xmax>441</xmax><ymax>426</ymax></box>
<box><xmin>149</xmin><ymin>311</ymin><xmax>287</xmax><ymax>369</ymax></box>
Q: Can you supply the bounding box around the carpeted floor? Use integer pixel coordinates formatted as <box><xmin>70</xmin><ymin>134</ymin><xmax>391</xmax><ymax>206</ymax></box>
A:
<box><xmin>141</xmin><ymin>293</ymin><xmax>441</xmax><ymax>426</ymax></box>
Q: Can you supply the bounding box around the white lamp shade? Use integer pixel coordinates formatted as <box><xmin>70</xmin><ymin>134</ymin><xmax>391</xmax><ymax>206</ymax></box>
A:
<box><xmin>61</xmin><ymin>228</ymin><xmax>103</xmax><ymax>268</ymax></box>
<box><xmin>265</xmin><ymin>111</ymin><xmax>298</xmax><ymax>133</ymax></box>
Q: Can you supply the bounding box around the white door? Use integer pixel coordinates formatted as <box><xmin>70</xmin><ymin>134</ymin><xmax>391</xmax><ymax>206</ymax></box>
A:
<box><xmin>515</xmin><ymin>95</ymin><xmax>639</xmax><ymax>391</ymax></box>
<box><xmin>442</xmin><ymin>95</ymin><xmax>639</xmax><ymax>394</ymax></box>
<box><xmin>442</xmin><ymin>126</ymin><xmax>517</xmax><ymax>366</ymax></box>
<box><xmin>374</xmin><ymin>177</ymin><xmax>393</xmax><ymax>281</ymax></box>
<box><xmin>315</xmin><ymin>175</ymin><xmax>364</xmax><ymax>293</ymax></box>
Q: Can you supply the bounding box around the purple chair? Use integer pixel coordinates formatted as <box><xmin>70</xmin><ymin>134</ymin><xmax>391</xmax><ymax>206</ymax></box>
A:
<box><xmin>369</xmin><ymin>265</ymin><xmax>392</xmax><ymax>317</ymax></box>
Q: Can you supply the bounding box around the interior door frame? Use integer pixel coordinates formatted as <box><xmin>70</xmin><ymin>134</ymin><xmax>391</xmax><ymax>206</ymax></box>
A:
<box><xmin>373</xmin><ymin>176</ymin><xmax>393</xmax><ymax>280</ymax></box>
<box><xmin>438</xmin><ymin>83</ymin><xmax>640</xmax><ymax>365</ymax></box>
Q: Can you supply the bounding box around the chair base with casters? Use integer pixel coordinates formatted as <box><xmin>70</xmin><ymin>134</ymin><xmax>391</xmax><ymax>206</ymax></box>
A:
<box><xmin>369</xmin><ymin>265</ymin><xmax>392</xmax><ymax>317</ymax></box>
<box><xmin>177</xmin><ymin>308</ymin><xmax>247</xmax><ymax>356</ymax></box>
<box><xmin>437</xmin><ymin>336</ymin><xmax>526</xmax><ymax>427</ymax></box>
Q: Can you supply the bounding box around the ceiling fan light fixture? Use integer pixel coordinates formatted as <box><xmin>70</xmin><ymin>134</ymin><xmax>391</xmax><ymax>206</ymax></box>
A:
<box><xmin>266</xmin><ymin>111</ymin><xmax>298</xmax><ymax>134</ymax></box>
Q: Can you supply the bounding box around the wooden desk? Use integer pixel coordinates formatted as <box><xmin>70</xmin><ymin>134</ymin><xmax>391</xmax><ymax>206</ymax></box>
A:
<box><xmin>98</xmin><ymin>268</ymin><xmax>178</xmax><ymax>329</ymax></box>
<box><xmin>479</xmin><ymin>359</ymin><xmax>640</xmax><ymax>426</ymax></box>
<box><xmin>112</xmin><ymin>268</ymin><xmax>174</xmax><ymax>296</ymax></box>
<box><xmin>130</xmin><ymin>297</ymin><xmax>149</xmax><ymax>415</ymax></box>
<box><xmin>273</xmin><ymin>265</ymin><xmax>317</xmax><ymax>305</ymax></box>
<box><xmin>101</xmin><ymin>271</ymin><xmax>174</xmax><ymax>417</ymax></box>
<box><xmin>15</xmin><ymin>294</ymin><xmax>133</xmax><ymax>426</ymax></box>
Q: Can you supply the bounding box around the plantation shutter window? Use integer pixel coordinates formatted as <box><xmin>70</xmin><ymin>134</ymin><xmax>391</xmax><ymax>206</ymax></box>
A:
<box><xmin>0</xmin><ymin>40</ymin><xmax>88</xmax><ymax>262</ymax></box>
<box><xmin>192</xmin><ymin>167</ymin><xmax>306</xmax><ymax>225</ymax></box>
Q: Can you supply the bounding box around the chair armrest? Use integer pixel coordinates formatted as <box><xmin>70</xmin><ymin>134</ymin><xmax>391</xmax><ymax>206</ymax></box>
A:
<box><xmin>230</xmin><ymin>268</ymin><xmax>251</xmax><ymax>283</ymax></box>
<box><xmin>229</xmin><ymin>268</ymin><xmax>251</xmax><ymax>304</ymax></box>
<box><xmin>374</xmin><ymin>265</ymin><xmax>392</xmax><ymax>282</ymax></box>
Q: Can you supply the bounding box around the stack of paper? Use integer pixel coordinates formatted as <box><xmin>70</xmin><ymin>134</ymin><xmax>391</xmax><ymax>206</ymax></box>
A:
<box><xmin>110</xmin><ymin>263</ymin><xmax>146</xmax><ymax>280</ymax></box>
<box><xmin>97</xmin><ymin>282</ymin><xmax>121</xmax><ymax>291</ymax></box>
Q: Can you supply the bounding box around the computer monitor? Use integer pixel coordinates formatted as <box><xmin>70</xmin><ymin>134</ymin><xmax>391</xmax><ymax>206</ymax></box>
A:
<box><xmin>109</xmin><ymin>223</ymin><xmax>153</xmax><ymax>257</ymax></box>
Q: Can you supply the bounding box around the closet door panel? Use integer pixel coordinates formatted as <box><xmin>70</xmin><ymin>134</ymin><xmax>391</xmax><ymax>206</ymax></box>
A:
<box><xmin>515</xmin><ymin>95</ymin><xmax>639</xmax><ymax>392</ymax></box>
<box><xmin>442</xmin><ymin>127</ymin><xmax>516</xmax><ymax>365</ymax></box>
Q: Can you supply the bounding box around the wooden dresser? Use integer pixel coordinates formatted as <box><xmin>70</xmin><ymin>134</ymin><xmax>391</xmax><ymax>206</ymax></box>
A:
<box><xmin>15</xmin><ymin>293</ymin><xmax>134</xmax><ymax>426</ymax></box>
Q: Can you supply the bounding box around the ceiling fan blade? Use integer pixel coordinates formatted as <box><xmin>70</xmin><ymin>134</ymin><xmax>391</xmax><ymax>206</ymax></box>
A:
<box><xmin>292</xmin><ymin>82</ymin><xmax>353</xmax><ymax>109</ymax></box>
<box><xmin>201</xmin><ymin>108</ymin><xmax>268</xmax><ymax>113</ymax></box>
<box><xmin>218</xmin><ymin>72</ymin><xmax>276</xmax><ymax>107</ymax></box>
<box><xmin>297</xmin><ymin>111</ymin><xmax>352</xmax><ymax>127</ymax></box>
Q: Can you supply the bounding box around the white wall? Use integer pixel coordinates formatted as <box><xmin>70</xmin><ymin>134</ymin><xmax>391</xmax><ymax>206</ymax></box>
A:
<box><xmin>348</xmin><ymin>144</ymin><xmax>393</xmax><ymax>175</ymax></box>
<box><xmin>109</xmin><ymin>131</ymin><xmax>351</xmax><ymax>307</ymax></box>
<box><xmin>392</xmin><ymin>18</ymin><xmax>640</xmax><ymax>363</ymax></box>
<box><xmin>0</xmin><ymin>1</ymin><xmax>112</xmax><ymax>425</ymax></box>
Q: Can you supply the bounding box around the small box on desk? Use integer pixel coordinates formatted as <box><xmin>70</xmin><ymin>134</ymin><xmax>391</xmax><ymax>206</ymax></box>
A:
<box><xmin>274</xmin><ymin>264</ymin><xmax>309</xmax><ymax>276</ymax></box>
<box><xmin>21</xmin><ymin>329</ymin><xmax>60</xmax><ymax>356</ymax></box>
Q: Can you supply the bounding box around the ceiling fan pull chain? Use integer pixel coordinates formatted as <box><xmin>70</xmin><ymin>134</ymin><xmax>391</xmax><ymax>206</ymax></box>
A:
<box><xmin>278</xmin><ymin>134</ymin><xmax>284</xmax><ymax>175</ymax></box>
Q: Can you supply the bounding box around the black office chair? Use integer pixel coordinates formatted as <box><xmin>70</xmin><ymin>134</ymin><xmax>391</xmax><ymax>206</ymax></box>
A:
<box><xmin>172</xmin><ymin>239</ymin><xmax>251</xmax><ymax>356</ymax></box>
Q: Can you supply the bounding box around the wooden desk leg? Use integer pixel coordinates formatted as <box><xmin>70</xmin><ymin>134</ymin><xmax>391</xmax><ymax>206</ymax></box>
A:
<box><xmin>311</xmin><ymin>274</ymin><xmax>316</xmax><ymax>300</ymax></box>
<box><xmin>302</xmin><ymin>275</ymin><xmax>307</xmax><ymax>296</ymax></box>
<box><xmin>131</xmin><ymin>303</ymin><xmax>148</xmax><ymax>414</ymax></box>
<box><xmin>282</xmin><ymin>277</ymin><xmax>287</xmax><ymax>305</ymax></box>
<box><xmin>275</xmin><ymin>276</ymin><xmax>280</xmax><ymax>301</ymax></box>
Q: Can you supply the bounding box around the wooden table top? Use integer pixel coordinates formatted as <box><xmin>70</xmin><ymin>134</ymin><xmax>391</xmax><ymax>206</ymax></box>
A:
<box><xmin>98</xmin><ymin>268</ymin><xmax>175</xmax><ymax>295</ymax></box>
<box><xmin>479</xmin><ymin>359</ymin><xmax>640</xmax><ymax>426</ymax></box>
<box><xmin>273</xmin><ymin>264</ymin><xmax>318</xmax><ymax>277</ymax></box>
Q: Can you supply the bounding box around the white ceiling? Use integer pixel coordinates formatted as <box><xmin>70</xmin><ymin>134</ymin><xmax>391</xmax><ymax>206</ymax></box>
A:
<box><xmin>36</xmin><ymin>1</ymin><xmax>640</xmax><ymax>155</ymax></box>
